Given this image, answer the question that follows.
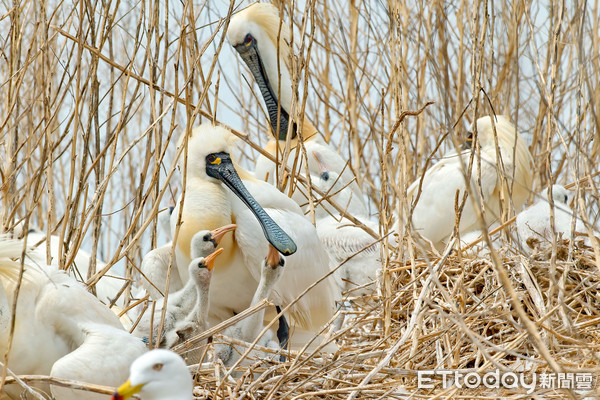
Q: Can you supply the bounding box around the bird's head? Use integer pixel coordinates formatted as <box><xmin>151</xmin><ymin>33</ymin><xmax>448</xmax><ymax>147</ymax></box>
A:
<box><xmin>177</xmin><ymin>124</ymin><xmax>236</xmax><ymax>182</ymax></box>
<box><xmin>228</xmin><ymin>3</ymin><xmax>294</xmax><ymax>139</ymax></box>
<box><xmin>190</xmin><ymin>224</ymin><xmax>236</xmax><ymax>259</ymax></box>
<box><xmin>181</xmin><ymin>124</ymin><xmax>297</xmax><ymax>256</ymax></box>
<box><xmin>543</xmin><ymin>184</ymin><xmax>570</xmax><ymax>205</ymax></box>
<box><xmin>472</xmin><ymin>115</ymin><xmax>517</xmax><ymax>149</ymax></box>
<box><xmin>188</xmin><ymin>247</ymin><xmax>223</xmax><ymax>288</ymax></box>
<box><xmin>111</xmin><ymin>350</ymin><xmax>192</xmax><ymax>400</ymax></box>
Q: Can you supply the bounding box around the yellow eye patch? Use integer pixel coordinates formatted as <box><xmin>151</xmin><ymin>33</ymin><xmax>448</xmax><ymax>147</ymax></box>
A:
<box><xmin>211</xmin><ymin>157</ymin><xmax>221</xmax><ymax>165</ymax></box>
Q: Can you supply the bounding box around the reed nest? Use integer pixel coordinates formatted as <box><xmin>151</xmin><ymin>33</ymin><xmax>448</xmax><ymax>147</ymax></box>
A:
<box><xmin>165</xmin><ymin>236</ymin><xmax>599</xmax><ymax>399</ymax></box>
<box><xmin>1</xmin><ymin>0</ymin><xmax>599</xmax><ymax>398</ymax></box>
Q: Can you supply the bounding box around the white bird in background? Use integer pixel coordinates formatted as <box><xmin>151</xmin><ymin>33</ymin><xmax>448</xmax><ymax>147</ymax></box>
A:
<box><xmin>227</xmin><ymin>3</ymin><xmax>366</xmax><ymax>212</ymax></box>
<box><xmin>516</xmin><ymin>184</ymin><xmax>598</xmax><ymax>252</ymax></box>
<box><xmin>23</xmin><ymin>228</ymin><xmax>127</xmax><ymax>309</ymax></box>
<box><xmin>215</xmin><ymin>244</ymin><xmax>285</xmax><ymax>368</ymax></box>
<box><xmin>406</xmin><ymin>115</ymin><xmax>534</xmax><ymax>249</ymax></box>
<box><xmin>111</xmin><ymin>349</ymin><xmax>193</xmax><ymax>400</ymax></box>
<box><xmin>171</xmin><ymin>124</ymin><xmax>338</xmax><ymax>350</ymax></box>
<box><xmin>0</xmin><ymin>236</ymin><xmax>146</xmax><ymax>400</ymax></box>
<box><xmin>139</xmin><ymin>224</ymin><xmax>235</xmax><ymax>300</ymax></box>
<box><xmin>310</xmin><ymin>151</ymin><xmax>381</xmax><ymax>296</ymax></box>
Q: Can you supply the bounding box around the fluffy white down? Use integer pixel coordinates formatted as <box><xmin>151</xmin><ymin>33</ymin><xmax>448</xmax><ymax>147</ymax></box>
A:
<box><xmin>516</xmin><ymin>185</ymin><xmax>597</xmax><ymax>252</ymax></box>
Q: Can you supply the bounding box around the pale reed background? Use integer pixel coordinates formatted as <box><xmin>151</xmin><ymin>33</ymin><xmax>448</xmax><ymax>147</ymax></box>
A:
<box><xmin>1</xmin><ymin>0</ymin><xmax>599</xmax><ymax>397</ymax></box>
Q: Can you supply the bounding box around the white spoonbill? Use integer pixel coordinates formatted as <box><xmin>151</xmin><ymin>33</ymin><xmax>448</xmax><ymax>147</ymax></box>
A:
<box><xmin>0</xmin><ymin>236</ymin><xmax>146</xmax><ymax>400</ymax></box>
<box><xmin>111</xmin><ymin>349</ymin><xmax>193</xmax><ymax>400</ymax></box>
<box><xmin>23</xmin><ymin>228</ymin><xmax>127</xmax><ymax>309</ymax></box>
<box><xmin>311</xmin><ymin>152</ymin><xmax>381</xmax><ymax>296</ymax></box>
<box><xmin>171</xmin><ymin>124</ymin><xmax>338</xmax><ymax>349</ymax></box>
<box><xmin>406</xmin><ymin>115</ymin><xmax>533</xmax><ymax>249</ymax></box>
<box><xmin>227</xmin><ymin>3</ymin><xmax>366</xmax><ymax>212</ymax></box>
<box><xmin>215</xmin><ymin>245</ymin><xmax>285</xmax><ymax>367</ymax></box>
<box><xmin>516</xmin><ymin>185</ymin><xmax>598</xmax><ymax>252</ymax></box>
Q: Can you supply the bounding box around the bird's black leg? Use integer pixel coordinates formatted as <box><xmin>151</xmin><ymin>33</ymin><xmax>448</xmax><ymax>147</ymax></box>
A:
<box><xmin>275</xmin><ymin>305</ymin><xmax>289</xmax><ymax>362</ymax></box>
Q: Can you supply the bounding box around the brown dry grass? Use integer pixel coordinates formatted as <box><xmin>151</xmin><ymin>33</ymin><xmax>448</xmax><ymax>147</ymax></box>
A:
<box><xmin>1</xmin><ymin>0</ymin><xmax>599</xmax><ymax>398</ymax></box>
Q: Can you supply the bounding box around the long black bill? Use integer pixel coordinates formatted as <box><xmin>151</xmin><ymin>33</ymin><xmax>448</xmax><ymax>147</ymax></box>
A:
<box><xmin>206</xmin><ymin>152</ymin><xmax>297</xmax><ymax>255</ymax></box>
<box><xmin>234</xmin><ymin>37</ymin><xmax>297</xmax><ymax>141</ymax></box>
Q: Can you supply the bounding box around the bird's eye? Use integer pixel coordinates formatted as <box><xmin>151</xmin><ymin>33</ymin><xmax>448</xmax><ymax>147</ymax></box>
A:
<box><xmin>244</xmin><ymin>33</ymin><xmax>253</xmax><ymax>46</ymax></box>
<box><xmin>206</xmin><ymin>154</ymin><xmax>221</xmax><ymax>165</ymax></box>
<box><xmin>320</xmin><ymin>171</ymin><xmax>329</xmax><ymax>181</ymax></box>
<box><xmin>152</xmin><ymin>363</ymin><xmax>163</xmax><ymax>371</ymax></box>
<box><xmin>203</xmin><ymin>233</ymin><xmax>211</xmax><ymax>242</ymax></box>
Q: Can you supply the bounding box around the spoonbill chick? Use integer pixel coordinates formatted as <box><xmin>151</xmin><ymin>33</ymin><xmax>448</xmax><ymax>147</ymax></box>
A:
<box><xmin>134</xmin><ymin>245</ymin><xmax>224</xmax><ymax>347</ymax></box>
<box><xmin>139</xmin><ymin>224</ymin><xmax>235</xmax><ymax>300</ymax></box>
<box><xmin>111</xmin><ymin>349</ymin><xmax>193</xmax><ymax>400</ymax></box>
<box><xmin>516</xmin><ymin>185</ymin><xmax>597</xmax><ymax>252</ymax></box>
<box><xmin>406</xmin><ymin>115</ymin><xmax>533</xmax><ymax>249</ymax></box>
<box><xmin>215</xmin><ymin>245</ymin><xmax>285</xmax><ymax>368</ymax></box>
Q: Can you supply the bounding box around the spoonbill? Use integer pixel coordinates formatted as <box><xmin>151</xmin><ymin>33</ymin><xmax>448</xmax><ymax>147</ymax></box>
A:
<box><xmin>111</xmin><ymin>349</ymin><xmax>193</xmax><ymax>400</ymax></box>
<box><xmin>516</xmin><ymin>185</ymin><xmax>597</xmax><ymax>252</ymax></box>
<box><xmin>133</xmin><ymin>245</ymin><xmax>223</xmax><ymax>348</ymax></box>
<box><xmin>24</xmin><ymin>228</ymin><xmax>127</xmax><ymax>309</ymax></box>
<box><xmin>311</xmin><ymin>152</ymin><xmax>381</xmax><ymax>296</ymax></box>
<box><xmin>227</xmin><ymin>3</ymin><xmax>366</xmax><ymax>212</ymax></box>
<box><xmin>215</xmin><ymin>244</ymin><xmax>285</xmax><ymax>367</ymax></box>
<box><xmin>406</xmin><ymin>115</ymin><xmax>533</xmax><ymax>249</ymax></box>
<box><xmin>0</xmin><ymin>236</ymin><xmax>147</xmax><ymax>400</ymax></box>
<box><xmin>139</xmin><ymin>224</ymin><xmax>235</xmax><ymax>299</ymax></box>
<box><xmin>171</xmin><ymin>123</ymin><xmax>338</xmax><ymax>348</ymax></box>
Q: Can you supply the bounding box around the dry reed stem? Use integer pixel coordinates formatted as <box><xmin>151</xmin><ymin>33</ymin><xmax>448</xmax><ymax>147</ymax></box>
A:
<box><xmin>1</xmin><ymin>0</ymin><xmax>599</xmax><ymax>398</ymax></box>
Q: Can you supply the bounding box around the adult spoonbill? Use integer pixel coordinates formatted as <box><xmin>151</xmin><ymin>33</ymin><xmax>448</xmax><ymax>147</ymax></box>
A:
<box><xmin>311</xmin><ymin>151</ymin><xmax>381</xmax><ymax>296</ymax></box>
<box><xmin>111</xmin><ymin>349</ymin><xmax>193</xmax><ymax>400</ymax></box>
<box><xmin>516</xmin><ymin>185</ymin><xmax>598</xmax><ymax>252</ymax></box>
<box><xmin>215</xmin><ymin>245</ymin><xmax>285</xmax><ymax>367</ymax></box>
<box><xmin>171</xmin><ymin>124</ymin><xmax>337</xmax><ymax>348</ymax></box>
<box><xmin>23</xmin><ymin>228</ymin><xmax>127</xmax><ymax>309</ymax></box>
<box><xmin>406</xmin><ymin>115</ymin><xmax>533</xmax><ymax>249</ymax></box>
<box><xmin>0</xmin><ymin>236</ymin><xmax>146</xmax><ymax>400</ymax></box>
<box><xmin>227</xmin><ymin>3</ymin><xmax>366</xmax><ymax>211</ymax></box>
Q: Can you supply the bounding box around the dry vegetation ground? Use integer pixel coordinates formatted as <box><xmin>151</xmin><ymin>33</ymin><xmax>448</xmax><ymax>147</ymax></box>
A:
<box><xmin>1</xmin><ymin>0</ymin><xmax>600</xmax><ymax>398</ymax></box>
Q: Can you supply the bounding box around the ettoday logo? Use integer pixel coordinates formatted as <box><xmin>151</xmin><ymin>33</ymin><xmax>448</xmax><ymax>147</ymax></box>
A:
<box><xmin>417</xmin><ymin>370</ymin><xmax>594</xmax><ymax>393</ymax></box>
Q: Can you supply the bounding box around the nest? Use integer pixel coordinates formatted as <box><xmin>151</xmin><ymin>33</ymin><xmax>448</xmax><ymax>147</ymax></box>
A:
<box><xmin>164</xmin><ymin>236</ymin><xmax>600</xmax><ymax>399</ymax></box>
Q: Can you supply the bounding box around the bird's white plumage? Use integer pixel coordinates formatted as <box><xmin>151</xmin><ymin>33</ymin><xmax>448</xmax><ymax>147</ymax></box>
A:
<box><xmin>24</xmin><ymin>229</ymin><xmax>128</xmax><ymax>309</ymax></box>
<box><xmin>311</xmin><ymin>170</ymin><xmax>381</xmax><ymax>296</ymax></box>
<box><xmin>140</xmin><ymin>243</ymin><xmax>182</xmax><ymax>300</ymax></box>
<box><xmin>118</xmin><ymin>349</ymin><xmax>193</xmax><ymax>400</ymax></box>
<box><xmin>172</xmin><ymin>124</ymin><xmax>338</xmax><ymax>343</ymax></box>
<box><xmin>407</xmin><ymin>116</ymin><xmax>533</xmax><ymax>249</ymax></box>
<box><xmin>134</xmin><ymin>230</ymin><xmax>218</xmax><ymax>347</ymax></box>
<box><xmin>215</xmin><ymin>250</ymin><xmax>284</xmax><ymax>368</ymax></box>
<box><xmin>0</xmin><ymin>237</ymin><xmax>146</xmax><ymax>400</ymax></box>
<box><xmin>516</xmin><ymin>185</ymin><xmax>597</xmax><ymax>252</ymax></box>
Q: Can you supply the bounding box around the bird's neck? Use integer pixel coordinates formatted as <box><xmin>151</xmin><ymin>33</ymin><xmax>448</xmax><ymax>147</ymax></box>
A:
<box><xmin>194</xmin><ymin>281</ymin><xmax>211</xmax><ymax>330</ymax></box>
